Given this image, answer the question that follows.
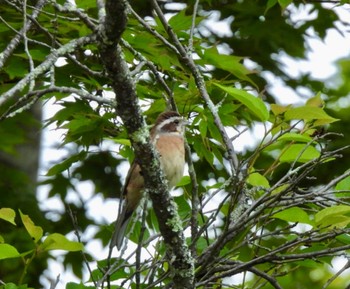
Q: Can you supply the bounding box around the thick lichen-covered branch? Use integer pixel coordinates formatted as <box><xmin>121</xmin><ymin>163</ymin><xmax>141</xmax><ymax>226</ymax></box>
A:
<box><xmin>97</xmin><ymin>0</ymin><xmax>194</xmax><ymax>288</ymax></box>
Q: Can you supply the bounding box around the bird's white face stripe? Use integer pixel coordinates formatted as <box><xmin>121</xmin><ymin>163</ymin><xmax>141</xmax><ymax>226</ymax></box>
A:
<box><xmin>157</xmin><ymin>116</ymin><xmax>184</xmax><ymax>130</ymax></box>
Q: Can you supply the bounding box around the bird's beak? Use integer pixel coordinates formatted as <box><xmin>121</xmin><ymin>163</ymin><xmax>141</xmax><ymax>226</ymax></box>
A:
<box><xmin>176</xmin><ymin>119</ymin><xmax>188</xmax><ymax>133</ymax></box>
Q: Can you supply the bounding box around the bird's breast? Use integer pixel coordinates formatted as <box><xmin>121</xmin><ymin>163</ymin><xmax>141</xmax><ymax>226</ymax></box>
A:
<box><xmin>155</xmin><ymin>135</ymin><xmax>185</xmax><ymax>188</ymax></box>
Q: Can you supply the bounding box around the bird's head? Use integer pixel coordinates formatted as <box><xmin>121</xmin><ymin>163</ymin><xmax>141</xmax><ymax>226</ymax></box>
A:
<box><xmin>152</xmin><ymin>111</ymin><xmax>187</xmax><ymax>136</ymax></box>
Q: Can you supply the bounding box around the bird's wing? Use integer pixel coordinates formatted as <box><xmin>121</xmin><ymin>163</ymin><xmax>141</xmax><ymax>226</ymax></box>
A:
<box><xmin>110</xmin><ymin>161</ymin><xmax>144</xmax><ymax>250</ymax></box>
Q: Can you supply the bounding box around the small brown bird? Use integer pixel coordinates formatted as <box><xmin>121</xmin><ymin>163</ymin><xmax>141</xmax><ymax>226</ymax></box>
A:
<box><xmin>111</xmin><ymin>111</ymin><xmax>187</xmax><ymax>250</ymax></box>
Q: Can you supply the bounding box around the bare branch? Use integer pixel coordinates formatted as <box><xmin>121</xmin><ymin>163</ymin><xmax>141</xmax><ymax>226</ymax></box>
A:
<box><xmin>0</xmin><ymin>0</ymin><xmax>48</xmax><ymax>69</ymax></box>
<box><xmin>188</xmin><ymin>0</ymin><xmax>200</xmax><ymax>53</ymax></box>
<box><xmin>49</xmin><ymin>274</ymin><xmax>60</xmax><ymax>289</ymax></box>
<box><xmin>127</xmin><ymin>4</ymin><xmax>179</xmax><ymax>55</ymax></box>
<box><xmin>67</xmin><ymin>206</ymin><xmax>97</xmax><ymax>287</ymax></box>
<box><xmin>0</xmin><ymin>34</ymin><xmax>97</xmax><ymax>109</ymax></box>
<box><xmin>322</xmin><ymin>259</ymin><xmax>350</xmax><ymax>289</ymax></box>
<box><xmin>0</xmin><ymin>85</ymin><xmax>113</xmax><ymax>121</ymax></box>
<box><xmin>246</xmin><ymin>266</ymin><xmax>282</xmax><ymax>289</ymax></box>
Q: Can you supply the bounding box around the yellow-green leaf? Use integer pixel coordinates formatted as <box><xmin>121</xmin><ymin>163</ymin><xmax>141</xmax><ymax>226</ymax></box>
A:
<box><xmin>113</xmin><ymin>138</ymin><xmax>131</xmax><ymax>146</ymax></box>
<box><xmin>278</xmin><ymin>0</ymin><xmax>292</xmax><ymax>9</ymax></box>
<box><xmin>214</xmin><ymin>83</ymin><xmax>269</xmax><ymax>121</ymax></box>
<box><xmin>20</xmin><ymin>211</ymin><xmax>43</xmax><ymax>243</ymax></box>
<box><xmin>0</xmin><ymin>244</ymin><xmax>20</xmax><ymax>260</ymax></box>
<box><xmin>41</xmin><ymin>233</ymin><xmax>83</xmax><ymax>251</ymax></box>
<box><xmin>284</xmin><ymin>106</ymin><xmax>338</xmax><ymax>124</ymax></box>
<box><xmin>280</xmin><ymin>144</ymin><xmax>320</xmax><ymax>163</ymax></box>
<box><xmin>0</xmin><ymin>208</ymin><xmax>16</xmax><ymax>225</ymax></box>
<box><xmin>271</xmin><ymin>103</ymin><xmax>290</xmax><ymax>116</ymax></box>
<box><xmin>335</xmin><ymin>173</ymin><xmax>350</xmax><ymax>191</ymax></box>
<box><xmin>306</xmin><ymin>93</ymin><xmax>324</xmax><ymax>108</ymax></box>
<box><xmin>176</xmin><ymin>176</ymin><xmax>191</xmax><ymax>186</ymax></box>
<box><xmin>247</xmin><ymin>172</ymin><xmax>270</xmax><ymax>188</ymax></box>
<box><xmin>272</xmin><ymin>207</ymin><xmax>313</xmax><ymax>225</ymax></box>
<box><xmin>278</xmin><ymin>133</ymin><xmax>313</xmax><ymax>143</ymax></box>
<box><xmin>203</xmin><ymin>47</ymin><xmax>254</xmax><ymax>84</ymax></box>
<box><xmin>315</xmin><ymin>205</ymin><xmax>350</xmax><ymax>228</ymax></box>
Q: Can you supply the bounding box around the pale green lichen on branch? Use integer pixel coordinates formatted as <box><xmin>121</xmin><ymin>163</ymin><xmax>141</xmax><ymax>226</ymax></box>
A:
<box><xmin>131</xmin><ymin>125</ymin><xmax>149</xmax><ymax>144</ymax></box>
<box><xmin>166</xmin><ymin>202</ymin><xmax>182</xmax><ymax>233</ymax></box>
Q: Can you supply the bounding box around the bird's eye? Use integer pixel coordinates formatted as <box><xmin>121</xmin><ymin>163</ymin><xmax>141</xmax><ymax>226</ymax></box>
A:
<box><xmin>174</xmin><ymin>120</ymin><xmax>180</xmax><ymax>125</ymax></box>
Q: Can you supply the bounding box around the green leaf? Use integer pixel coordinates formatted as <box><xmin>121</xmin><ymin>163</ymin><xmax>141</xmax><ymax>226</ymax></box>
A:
<box><xmin>335</xmin><ymin>173</ymin><xmax>350</xmax><ymax>191</ymax></box>
<box><xmin>3</xmin><ymin>283</ymin><xmax>29</xmax><ymax>289</ymax></box>
<box><xmin>46</xmin><ymin>151</ymin><xmax>87</xmax><ymax>176</ymax></box>
<box><xmin>20</xmin><ymin>210</ymin><xmax>43</xmax><ymax>243</ymax></box>
<box><xmin>168</xmin><ymin>9</ymin><xmax>201</xmax><ymax>32</ymax></box>
<box><xmin>315</xmin><ymin>205</ymin><xmax>350</xmax><ymax>228</ymax></box>
<box><xmin>272</xmin><ymin>207</ymin><xmax>313</xmax><ymax>225</ymax></box>
<box><xmin>0</xmin><ymin>244</ymin><xmax>21</xmax><ymax>260</ymax></box>
<box><xmin>176</xmin><ymin>175</ymin><xmax>191</xmax><ymax>186</ymax></box>
<box><xmin>75</xmin><ymin>0</ymin><xmax>96</xmax><ymax>10</ymax></box>
<box><xmin>271</xmin><ymin>104</ymin><xmax>289</xmax><ymax>116</ymax></box>
<box><xmin>0</xmin><ymin>208</ymin><xmax>16</xmax><ymax>225</ymax></box>
<box><xmin>306</xmin><ymin>93</ymin><xmax>324</xmax><ymax>108</ymax></box>
<box><xmin>336</xmin><ymin>234</ymin><xmax>350</xmax><ymax>244</ymax></box>
<box><xmin>284</xmin><ymin>106</ymin><xmax>338</xmax><ymax>125</ymax></box>
<box><xmin>113</xmin><ymin>138</ymin><xmax>131</xmax><ymax>146</ymax></box>
<box><xmin>265</xmin><ymin>0</ymin><xmax>278</xmax><ymax>13</ymax></box>
<box><xmin>280</xmin><ymin>144</ymin><xmax>320</xmax><ymax>163</ymax></box>
<box><xmin>41</xmin><ymin>233</ymin><xmax>83</xmax><ymax>251</ymax></box>
<box><xmin>6</xmin><ymin>57</ymin><xmax>28</xmax><ymax>79</ymax></box>
<box><xmin>214</xmin><ymin>83</ymin><xmax>269</xmax><ymax>121</ymax></box>
<box><xmin>14</xmin><ymin>49</ymin><xmax>48</xmax><ymax>61</ymax></box>
<box><xmin>247</xmin><ymin>172</ymin><xmax>270</xmax><ymax>188</ymax></box>
<box><xmin>278</xmin><ymin>133</ymin><xmax>313</xmax><ymax>143</ymax></box>
<box><xmin>198</xmin><ymin>119</ymin><xmax>207</xmax><ymax>139</ymax></box>
<box><xmin>278</xmin><ymin>0</ymin><xmax>292</xmax><ymax>9</ymax></box>
<box><xmin>49</xmin><ymin>99</ymin><xmax>95</xmax><ymax>125</ymax></box>
<box><xmin>202</xmin><ymin>47</ymin><xmax>254</xmax><ymax>84</ymax></box>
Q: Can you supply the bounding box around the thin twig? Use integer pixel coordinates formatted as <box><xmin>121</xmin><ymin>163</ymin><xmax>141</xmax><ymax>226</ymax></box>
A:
<box><xmin>322</xmin><ymin>259</ymin><xmax>350</xmax><ymax>289</ymax></box>
<box><xmin>0</xmin><ymin>85</ymin><xmax>115</xmax><ymax>121</ymax></box>
<box><xmin>188</xmin><ymin>0</ymin><xmax>200</xmax><ymax>53</ymax></box>
<box><xmin>247</xmin><ymin>266</ymin><xmax>282</xmax><ymax>289</ymax></box>
<box><xmin>150</xmin><ymin>0</ymin><xmax>239</xmax><ymax>176</ymax></box>
<box><xmin>0</xmin><ymin>0</ymin><xmax>48</xmax><ymax>69</ymax></box>
<box><xmin>0</xmin><ymin>34</ymin><xmax>97</xmax><ymax>108</ymax></box>
<box><xmin>127</xmin><ymin>3</ymin><xmax>179</xmax><ymax>55</ymax></box>
<box><xmin>67</xmin><ymin>206</ymin><xmax>97</xmax><ymax>287</ymax></box>
<box><xmin>49</xmin><ymin>274</ymin><xmax>60</xmax><ymax>289</ymax></box>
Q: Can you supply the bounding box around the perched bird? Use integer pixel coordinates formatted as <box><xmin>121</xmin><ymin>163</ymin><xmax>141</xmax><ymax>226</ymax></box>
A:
<box><xmin>111</xmin><ymin>111</ymin><xmax>187</xmax><ymax>250</ymax></box>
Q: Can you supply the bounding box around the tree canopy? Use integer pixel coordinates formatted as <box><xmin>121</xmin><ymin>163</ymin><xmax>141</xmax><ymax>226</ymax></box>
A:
<box><xmin>1</xmin><ymin>0</ymin><xmax>350</xmax><ymax>288</ymax></box>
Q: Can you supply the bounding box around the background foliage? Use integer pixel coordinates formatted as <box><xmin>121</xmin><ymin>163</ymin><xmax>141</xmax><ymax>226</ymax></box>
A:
<box><xmin>1</xmin><ymin>0</ymin><xmax>350</xmax><ymax>288</ymax></box>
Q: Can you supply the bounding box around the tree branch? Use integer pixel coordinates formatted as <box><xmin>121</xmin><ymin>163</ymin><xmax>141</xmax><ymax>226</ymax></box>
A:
<box><xmin>0</xmin><ymin>0</ymin><xmax>48</xmax><ymax>69</ymax></box>
<box><xmin>0</xmin><ymin>34</ymin><xmax>97</xmax><ymax>109</ymax></box>
<box><xmin>150</xmin><ymin>0</ymin><xmax>239</xmax><ymax>176</ymax></box>
<box><xmin>97</xmin><ymin>0</ymin><xmax>194</xmax><ymax>288</ymax></box>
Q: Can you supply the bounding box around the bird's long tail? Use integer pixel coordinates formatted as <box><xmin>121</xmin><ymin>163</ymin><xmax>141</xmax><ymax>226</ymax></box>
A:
<box><xmin>110</xmin><ymin>204</ymin><xmax>133</xmax><ymax>250</ymax></box>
